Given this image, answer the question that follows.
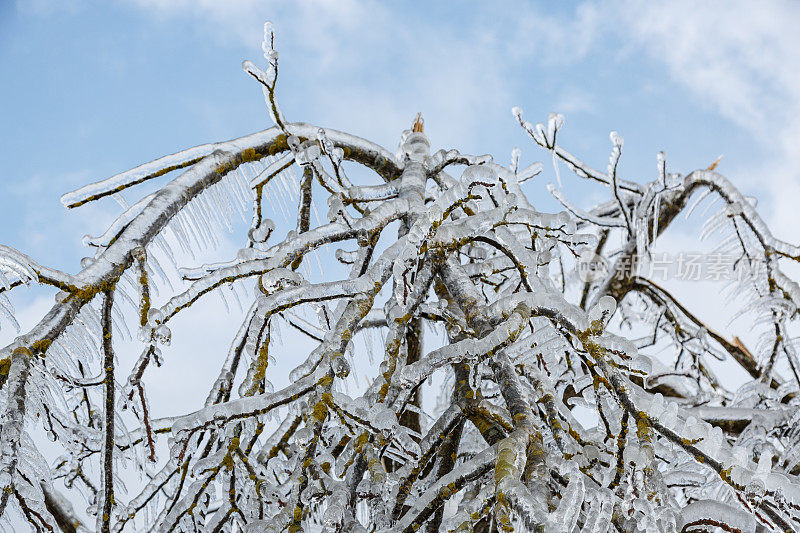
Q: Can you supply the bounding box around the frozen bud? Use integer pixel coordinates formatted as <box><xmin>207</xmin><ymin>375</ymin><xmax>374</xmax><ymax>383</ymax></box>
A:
<box><xmin>465</xmin><ymin>246</ymin><xmax>487</xmax><ymax>260</ymax></box>
<box><xmin>242</xmin><ymin>60</ymin><xmax>275</xmax><ymax>87</ymax></box>
<box><xmin>327</xmin><ymin>195</ymin><xmax>345</xmax><ymax>222</ymax></box>
<box><xmin>295</xmin><ymin>140</ymin><xmax>321</xmax><ymax>165</ymax></box>
<box><xmin>237</xmin><ymin>247</ymin><xmax>258</xmax><ymax>262</ymax></box>
<box><xmin>294</xmin><ymin>427</ymin><xmax>313</xmax><ymax>446</ymax></box>
<box><xmin>583</xmin><ymin>444</ymin><xmax>599</xmax><ymax>462</ymax></box>
<box><xmin>746</xmin><ymin>478</ymin><xmax>765</xmax><ymax>504</ymax></box>
<box><xmin>609</xmin><ymin>131</ymin><xmax>623</xmax><ymax>147</ymax></box>
<box><xmin>249</xmin><ymin>218</ymin><xmax>275</xmax><ymax>243</ymax></box>
<box><xmin>427</xmin><ymin>202</ymin><xmax>444</xmax><ymax>221</ymax></box>
<box><xmin>147</xmin><ymin>308</ymin><xmax>163</xmax><ymax>326</ymax></box>
<box><xmin>660</xmin><ymin>401</ymin><xmax>679</xmax><ymax>427</ymax></box>
<box><xmin>461</xmin><ymin>164</ymin><xmax>496</xmax><ymax>185</ymax></box>
<box><xmin>317</xmin><ymin>451</ymin><xmax>335</xmax><ymax>470</ymax></box>
<box><xmin>356</xmin><ymin>478</ymin><xmax>373</xmax><ymax>497</ymax></box>
<box><xmin>731</xmin><ymin>445</ymin><xmax>749</xmax><ymax>466</ymax></box>
<box><xmin>425</xmin><ymin>149</ymin><xmax>444</xmax><ymax>170</ymax></box>
<box><xmin>446</xmin><ymin>323</ymin><xmax>461</xmax><ymax>338</ymax></box>
<box><xmin>154</xmin><ymin>324</ymin><xmax>171</xmax><ymax>346</ymax></box>
<box><xmin>623</xmin><ymin>444</ymin><xmax>641</xmax><ymax>466</ymax></box>
<box><xmin>286</xmin><ymin>135</ymin><xmax>301</xmax><ymax>151</ymax></box>
<box><xmin>589</xmin><ymin>295</ymin><xmax>617</xmax><ymax>325</ymax></box>
<box><xmin>501</xmin><ymin>193</ymin><xmax>518</xmax><ymax>210</ymax></box>
<box><xmin>353</xmin><ymin>397</ymin><xmax>369</xmax><ymax>412</ymax></box>
<box><xmin>547</xmin><ymin>112</ymin><xmax>565</xmax><ymax>143</ymax></box>
<box><xmin>553</xmin><ymin>211</ymin><xmax>570</xmax><ymax>227</ymax></box>
<box><xmin>511</xmin><ymin>106</ymin><xmax>523</xmax><ymax>121</ymax></box>
<box><xmin>599</xmin><ymin>295</ymin><xmax>616</xmax><ymax>314</ymax></box>
<box><xmin>262</xmin><ymin>21</ymin><xmax>275</xmax><ymax>40</ymax></box>
<box><xmin>630</xmin><ymin>355</ymin><xmax>652</xmax><ymax>375</ymax></box>
<box><xmin>335</xmin><ymin>249</ymin><xmax>358</xmax><ymax>265</ymax></box>
<box><xmin>80</xmin><ymin>256</ymin><xmax>94</xmax><ymax>268</ymax></box>
<box><xmin>330</xmin><ymin>353</ymin><xmax>350</xmax><ymax>378</ymax></box>
<box><xmin>259</xmin><ymin>268</ymin><xmax>303</xmax><ymax>294</ymax></box>
<box><xmin>398</xmin><ymin>364</ymin><xmax>422</xmax><ymax>386</ymax></box>
<box><xmin>369</xmin><ymin>406</ymin><xmax>398</xmax><ymax>434</ymax></box>
<box><xmin>137</xmin><ymin>325</ymin><xmax>152</xmax><ymax>342</ymax></box>
<box><xmin>702</xmin><ymin>426</ymin><xmax>723</xmax><ymax>455</ymax></box>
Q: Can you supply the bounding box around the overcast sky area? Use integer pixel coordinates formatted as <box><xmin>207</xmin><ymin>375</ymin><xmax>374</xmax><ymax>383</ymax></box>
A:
<box><xmin>1</xmin><ymin>0</ymin><xmax>800</xmax><ymax>528</ymax></box>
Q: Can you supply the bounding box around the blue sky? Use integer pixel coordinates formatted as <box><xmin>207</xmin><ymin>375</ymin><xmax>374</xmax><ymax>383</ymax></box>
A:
<box><xmin>1</xmin><ymin>0</ymin><xmax>800</xmax><ymax>527</ymax></box>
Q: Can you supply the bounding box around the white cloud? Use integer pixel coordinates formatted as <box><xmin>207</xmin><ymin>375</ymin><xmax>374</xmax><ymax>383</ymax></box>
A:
<box><xmin>500</xmin><ymin>1</ymin><xmax>602</xmax><ymax>65</ymax></box>
<box><xmin>120</xmin><ymin>0</ymin><xmax>605</xmax><ymax>151</ymax></box>
<box><xmin>617</xmin><ymin>1</ymin><xmax>800</xmax><ymax>132</ymax></box>
<box><xmin>612</xmin><ymin>0</ymin><xmax>800</xmax><ymax>239</ymax></box>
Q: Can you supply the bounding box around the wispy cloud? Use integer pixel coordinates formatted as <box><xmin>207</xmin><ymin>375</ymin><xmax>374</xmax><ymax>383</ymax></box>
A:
<box><xmin>120</xmin><ymin>0</ymin><xmax>605</xmax><ymax>151</ymax></box>
<box><xmin>612</xmin><ymin>0</ymin><xmax>800</xmax><ymax>238</ymax></box>
<box><xmin>617</xmin><ymin>1</ymin><xmax>800</xmax><ymax>132</ymax></box>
